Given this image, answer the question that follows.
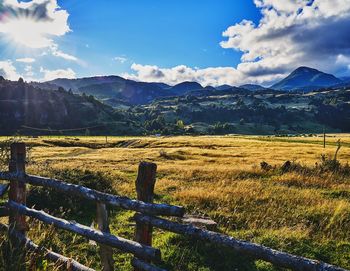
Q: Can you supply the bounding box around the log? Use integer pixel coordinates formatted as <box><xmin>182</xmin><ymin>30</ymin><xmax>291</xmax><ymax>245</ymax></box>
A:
<box><xmin>0</xmin><ymin>184</ymin><xmax>9</xmax><ymax>197</ymax></box>
<box><xmin>131</xmin><ymin>258</ymin><xmax>167</xmax><ymax>271</ymax></box>
<box><xmin>23</xmin><ymin>174</ymin><xmax>184</xmax><ymax>217</ymax></box>
<box><xmin>0</xmin><ymin>223</ymin><xmax>95</xmax><ymax>271</ymax></box>
<box><xmin>7</xmin><ymin>201</ymin><xmax>161</xmax><ymax>262</ymax></box>
<box><xmin>0</xmin><ymin>171</ymin><xmax>18</xmax><ymax>180</ymax></box>
<box><xmin>134</xmin><ymin>214</ymin><xmax>348</xmax><ymax>271</ymax></box>
<box><xmin>96</xmin><ymin>202</ymin><xmax>114</xmax><ymax>271</ymax></box>
<box><xmin>181</xmin><ymin>215</ymin><xmax>217</xmax><ymax>231</ymax></box>
<box><xmin>134</xmin><ymin>162</ymin><xmax>157</xmax><ymax>270</ymax></box>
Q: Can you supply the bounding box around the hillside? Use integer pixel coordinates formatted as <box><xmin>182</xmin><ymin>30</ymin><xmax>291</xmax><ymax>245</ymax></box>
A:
<box><xmin>0</xmin><ymin>79</ymin><xmax>141</xmax><ymax>135</ymax></box>
<box><xmin>272</xmin><ymin>67</ymin><xmax>343</xmax><ymax>91</ymax></box>
<box><xmin>131</xmin><ymin>87</ymin><xmax>350</xmax><ymax>135</ymax></box>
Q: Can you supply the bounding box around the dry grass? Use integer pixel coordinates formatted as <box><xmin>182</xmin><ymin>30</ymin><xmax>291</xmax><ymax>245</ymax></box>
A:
<box><xmin>0</xmin><ymin>134</ymin><xmax>349</xmax><ymax>270</ymax></box>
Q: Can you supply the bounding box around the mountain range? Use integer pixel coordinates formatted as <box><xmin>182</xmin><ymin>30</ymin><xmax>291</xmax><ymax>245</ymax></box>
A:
<box><xmin>1</xmin><ymin>66</ymin><xmax>349</xmax><ymax>136</ymax></box>
<box><xmin>38</xmin><ymin>66</ymin><xmax>350</xmax><ymax>106</ymax></box>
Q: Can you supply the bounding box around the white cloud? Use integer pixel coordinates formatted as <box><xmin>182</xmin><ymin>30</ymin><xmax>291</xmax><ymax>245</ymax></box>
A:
<box><xmin>124</xmin><ymin>1</ymin><xmax>350</xmax><ymax>86</ymax></box>
<box><xmin>123</xmin><ymin>63</ymin><xmax>245</xmax><ymax>87</ymax></box>
<box><xmin>0</xmin><ymin>0</ymin><xmax>71</xmax><ymax>49</ymax></box>
<box><xmin>0</xmin><ymin>60</ymin><xmax>20</xmax><ymax>80</ymax></box>
<box><xmin>114</xmin><ymin>56</ymin><xmax>128</xmax><ymax>64</ymax></box>
<box><xmin>40</xmin><ymin>67</ymin><xmax>76</xmax><ymax>81</ymax></box>
<box><xmin>220</xmin><ymin>0</ymin><xmax>350</xmax><ymax>81</ymax></box>
<box><xmin>16</xmin><ymin>57</ymin><xmax>36</xmax><ymax>63</ymax></box>
<box><xmin>50</xmin><ymin>44</ymin><xmax>79</xmax><ymax>62</ymax></box>
<box><xmin>24</xmin><ymin>65</ymin><xmax>34</xmax><ymax>77</ymax></box>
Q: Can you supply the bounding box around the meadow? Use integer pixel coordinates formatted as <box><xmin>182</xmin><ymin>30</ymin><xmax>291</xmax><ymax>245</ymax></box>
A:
<box><xmin>0</xmin><ymin>134</ymin><xmax>350</xmax><ymax>270</ymax></box>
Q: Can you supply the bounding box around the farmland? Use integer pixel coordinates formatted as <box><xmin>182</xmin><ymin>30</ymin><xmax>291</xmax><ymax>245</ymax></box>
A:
<box><xmin>1</xmin><ymin>135</ymin><xmax>350</xmax><ymax>270</ymax></box>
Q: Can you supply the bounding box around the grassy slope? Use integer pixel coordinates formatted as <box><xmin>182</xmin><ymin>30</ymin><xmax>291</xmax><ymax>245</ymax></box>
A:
<box><xmin>0</xmin><ymin>135</ymin><xmax>350</xmax><ymax>270</ymax></box>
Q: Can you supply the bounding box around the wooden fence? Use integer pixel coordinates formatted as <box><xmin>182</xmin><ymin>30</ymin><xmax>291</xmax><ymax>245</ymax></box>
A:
<box><xmin>0</xmin><ymin>143</ymin><xmax>348</xmax><ymax>271</ymax></box>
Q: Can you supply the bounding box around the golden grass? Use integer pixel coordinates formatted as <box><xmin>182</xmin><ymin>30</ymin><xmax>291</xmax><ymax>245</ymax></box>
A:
<box><xmin>1</xmin><ymin>134</ymin><xmax>349</xmax><ymax>268</ymax></box>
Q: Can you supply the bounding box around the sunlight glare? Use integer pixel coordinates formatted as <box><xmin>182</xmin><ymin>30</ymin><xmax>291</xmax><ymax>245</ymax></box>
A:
<box><xmin>3</xmin><ymin>16</ymin><xmax>53</xmax><ymax>48</ymax></box>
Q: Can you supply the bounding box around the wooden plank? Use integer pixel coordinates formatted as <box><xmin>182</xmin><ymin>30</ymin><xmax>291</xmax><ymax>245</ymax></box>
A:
<box><xmin>134</xmin><ymin>214</ymin><xmax>348</xmax><ymax>271</ymax></box>
<box><xmin>96</xmin><ymin>202</ymin><xmax>114</xmax><ymax>271</ymax></box>
<box><xmin>134</xmin><ymin>162</ymin><xmax>157</xmax><ymax>270</ymax></box>
<box><xmin>23</xmin><ymin>174</ymin><xmax>185</xmax><ymax>217</ymax></box>
<box><xmin>7</xmin><ymin>201</ymin><xmax>161</xmax><ymax>262</ymax></box>
<box><xmin>0</xmin><ymin>223</ymin><xmax>95</xmax><ymax>271</ymax></box>
<box><xmin>131</xmin><ymin>258</ymin><xmax>167</xmax><ymax>271</ymax></box>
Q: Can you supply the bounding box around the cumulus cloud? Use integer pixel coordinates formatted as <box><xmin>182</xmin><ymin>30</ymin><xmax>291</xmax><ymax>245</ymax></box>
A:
<box><xmin>124</xmin><ymin>0</ymin><xmax>350</xmax><ymax>86</ymax></box>
<box><xmin>221</xmin><ymin>0</ymin><xmax>350</xmax><ymax>80</ymax></box>
<box><xmin>0</xmin><ymin>0</ymin><xmax>70</xmax><ymax>48</ymax></box>
<box><xmin>0</xmin><ymin>0</ymin><xmax>79</xmax><ymax>64</ymax></box>
<box><xmin>40</xmin><ymin>67</ymin><xmax>76</xmax><ymax>81</ymax></box>
<box><xmin>16</xmin><ymin>57</ymin><xmax>36</xmax><ymax>63</ymax></box>
<box><xmin>123</xmin><ymin>64</ymin><xmax>246</xmax><ymax>86</ymax></box>
<box><xmin>0</xmin><ymin>60</ymin><xmax>20</xmax><ymax>80</ymax></box>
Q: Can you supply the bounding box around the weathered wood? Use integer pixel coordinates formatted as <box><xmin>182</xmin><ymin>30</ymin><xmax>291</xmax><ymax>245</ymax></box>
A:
<box><xmin>134</xmin><ymin>162</ymin><xmax>157</xmax><ymax>270</ymax></box>
<box><xmin>181</xmin><ymin>215</ymin><xmax>217</xmax><ymax>231</ymax></box>
<box><xmin>0</xmin><ymin>223</ymin><xmax>95</xmax><ymax>271</ymax></box>
<box><xmin>7</xmin><ymin>201</ymin><xmax>161</xmax><ymax>262</ymax></box>
<box><xmin>96</xmin><ymin>202</ymin><xmax>114</xmax><ymax>271</ymax></box>
<box><xmin>8</xmin><ymin>143</ymin><xmax>27</xmax><ymax>232</ymax></box>
<box><xmin>8</xmin><ymin>143</ymin><xmax>27</xmax><ymax>270</ymax></box>
<box><xmin>131</xmin><ymin>258</ymin><xmax>167</xmax><ymax>271</ymax></box>
<box><xmin>0</xmin><ymin>184</ymin><xmax>9</xmax><ymax>197</ymax></box>
<box><xmin>22</xmin><ymin>174</ymin><xmax>185</xmax><ymax>217</ymax></box>
<box><xmin>134</xmin><ymin>214</ymin><xmax>348</xmax><ymax>271</ymax></box>
<box><xmin>0</xmin><ymin>171</ymin><xmax>18</xmax><ymax>180</ymax></box>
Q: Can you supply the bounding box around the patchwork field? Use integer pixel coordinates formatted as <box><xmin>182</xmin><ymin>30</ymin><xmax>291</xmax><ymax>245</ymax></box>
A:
<box><xmin>1</xmin><ymin>135</ymin><xmax>350</xmax><ymax>270</ymax></box>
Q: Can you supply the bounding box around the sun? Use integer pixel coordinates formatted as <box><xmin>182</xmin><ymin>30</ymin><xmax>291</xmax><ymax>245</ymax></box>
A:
<box><xmin>3</xmin><ymin>15</ymin><xmax>53</xmax><ymax>48</ymax></box>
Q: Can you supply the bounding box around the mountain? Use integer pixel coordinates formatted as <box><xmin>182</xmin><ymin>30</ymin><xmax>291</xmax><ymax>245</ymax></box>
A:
<box><xmin>0</xmin><ymin>79</ymin><xmax>140</xmax><ymax>135</ymax></box>
<box><xmin>48</xmin><ymin>76</ymin><xmax>125</xmax><ymax>90</ymax></box>
<box><xmin>77</xmin><ymin>80</ymin><xmax>170</xmax><ymax>105</ymax></box>
<box><xmin>170</xmin><ymin>81</ymin><xmax>203</xmax><ymax>95</ymax></box>
<box><xmin>216</xmin><ymin>84</ymin><xmax>233</xmax><ymax>91</ymax></box>
<box><xmin>240</xmin><ymin>84</ymin><xmax>267</xmax><ymax>91</ymax></box>
<box><xmin>340</xmin><ymin>76</ymin><xmax>350</xmax><ymax>82</ymax></box>
<box><xmin>46</xmin><ymin>76</ymin><xmax>170</xmax><ymax>105</ymax></box>
<box><xmin>271</xmin><ymin>67</ymin><xmax>342</xmax><ymax>91</ymax></box>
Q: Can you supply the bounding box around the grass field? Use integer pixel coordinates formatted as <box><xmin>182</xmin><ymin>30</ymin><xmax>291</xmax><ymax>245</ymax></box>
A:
<box><xmin>1</xmin><ymin>134</ymin><xmax>350</xmax><ymax>270</ymax></box>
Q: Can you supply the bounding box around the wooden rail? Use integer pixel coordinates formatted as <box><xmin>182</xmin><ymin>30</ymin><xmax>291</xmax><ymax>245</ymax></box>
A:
<box><xmin>134</xmin><ymin>214</ymin><xmax>347</xmax><ymax>271</ymax></box>
<box><xmin>0</xmin><ymin>142</ymin><xmax>348</xmax><ymax>271</ymax></box>
<box><xmin>7</xmin><ymin>200</ymin><xmax>161</xmax><ymax>261</ymax></box>
<box><xmin>0</xmin><ymin>223</ymin><xmax>94</xmax><ymax>271</ymax></box>
<box><xmin>0</xmin><ymin>172</ymin><xmax>184</xmax><ymax>217</ymax></box>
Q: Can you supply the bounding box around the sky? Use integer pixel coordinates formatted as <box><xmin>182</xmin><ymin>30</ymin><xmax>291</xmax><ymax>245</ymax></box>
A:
<box><xmin>0</xmin><ymin>0</ymin><xmax>350</xmax><ymax>86</ymax></box>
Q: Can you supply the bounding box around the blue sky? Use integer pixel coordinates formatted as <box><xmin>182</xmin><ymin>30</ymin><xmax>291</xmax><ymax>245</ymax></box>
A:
<box><xmin>1</xmin><ymin>0</ymin><xmax>350</xmax><ymax>86</ymax></box>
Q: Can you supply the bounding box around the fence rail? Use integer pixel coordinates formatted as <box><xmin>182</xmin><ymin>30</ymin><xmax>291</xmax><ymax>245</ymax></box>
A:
<box><xmin>0</xmin><ymin>143</ymin><xmax>348</xmax><ymax>271</ymax></box>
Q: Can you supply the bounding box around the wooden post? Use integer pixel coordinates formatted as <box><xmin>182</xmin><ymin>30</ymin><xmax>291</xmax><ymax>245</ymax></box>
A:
<box><xmin>323</xmin><ymin>126</ymin><xmax>326</xmax><ymax>148</ymax></box>
<box><xmin>8</xmin><ymin>142</ymin><xmax>27</xmax><ymax>270</ymax></box>
<box><xmin>134</xmin><ymin>162</ymin><xmax>157</xmax><ymax>270</ymax></box>
<box><xmin>96</xmin><ymin>202</ymin><xmax>114</xmax><ymax>271</ymax></box>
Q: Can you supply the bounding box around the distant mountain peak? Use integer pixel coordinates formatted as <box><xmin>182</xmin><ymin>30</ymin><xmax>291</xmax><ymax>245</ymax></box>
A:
<box><xmin>271</xmin><ymin>66</ymin><xmax>342</xmax><ymax>91</ymax></box>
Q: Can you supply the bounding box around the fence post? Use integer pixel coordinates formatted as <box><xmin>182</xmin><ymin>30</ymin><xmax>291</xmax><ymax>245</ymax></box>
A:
<box><xmin>134</xmin><ymin>162</ymin><xmax>157</xmax><ymax>270</ymax></box>
<box><xmin>96</xmin><ymin>202</ymin><xmax>114</xmax><ymax>271</ymax></box>
<box><xmin>8</xmin><ymin>142</ymin><xmax>27</xmax><ymax>269</ymax></box>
